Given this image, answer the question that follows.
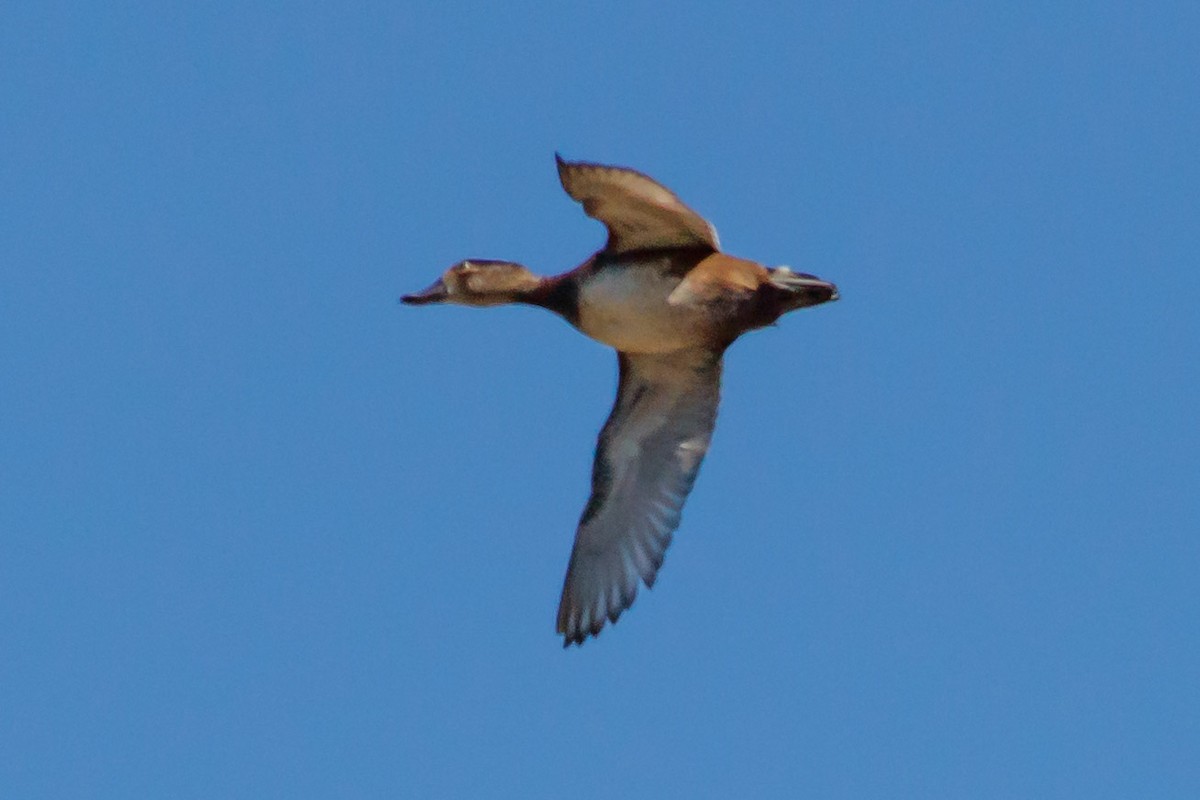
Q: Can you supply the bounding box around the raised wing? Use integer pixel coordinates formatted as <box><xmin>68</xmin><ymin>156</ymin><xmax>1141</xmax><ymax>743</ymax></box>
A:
<box><xmin>555</xmin><ymin>155</ymin><xmax>720</xmax><ymax>256</ymax></box>
<box><xmin>556</xmin><ymin>349</ymin><xmax>722</xmax><ymax>646</ymax></box>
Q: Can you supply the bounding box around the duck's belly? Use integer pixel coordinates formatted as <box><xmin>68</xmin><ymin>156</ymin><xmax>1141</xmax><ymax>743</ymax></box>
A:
<box><xmin>575</xmin><ymin>265</ymin><xmax>707</xmax><ymax>353</ymax></box>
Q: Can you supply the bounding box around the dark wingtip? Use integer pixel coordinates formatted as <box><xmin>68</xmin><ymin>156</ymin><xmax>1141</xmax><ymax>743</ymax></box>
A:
<box><xmin>554</xmin><ymin>152</ymin><xmax>571</xmax><ymax>188</ymax></box>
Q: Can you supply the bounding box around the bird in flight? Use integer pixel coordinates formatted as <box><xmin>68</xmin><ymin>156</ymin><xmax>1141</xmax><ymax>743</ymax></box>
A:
<box><xmin>404</xmin><ymin>155</ymin><xmax>838</xmax><ymax>646</ymax></box>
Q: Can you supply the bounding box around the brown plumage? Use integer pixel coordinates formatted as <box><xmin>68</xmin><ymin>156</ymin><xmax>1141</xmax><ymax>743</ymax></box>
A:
<box><xmin>403</xmin><ymin>155</ymin><xmax>838</xmax><ymax>646</ymax></box>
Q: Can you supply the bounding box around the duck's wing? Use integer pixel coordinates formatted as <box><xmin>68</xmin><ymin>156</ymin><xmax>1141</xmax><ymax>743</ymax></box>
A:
<box><xmin>556</xmin><ymin>348</ymin><xmax>722</xmax><ymax>646</ymax></box>
<box><xmin>555</xmin><ymin>154</ymin><xmax>720</xmax><ymax>256</ymax></box>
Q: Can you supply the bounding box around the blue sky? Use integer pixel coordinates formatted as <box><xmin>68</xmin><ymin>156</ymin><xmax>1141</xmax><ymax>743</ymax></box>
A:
<box><xmin>2</xmin><ymin>2</ymin><xmax>1198</xmax><ymax>797</ymax></box>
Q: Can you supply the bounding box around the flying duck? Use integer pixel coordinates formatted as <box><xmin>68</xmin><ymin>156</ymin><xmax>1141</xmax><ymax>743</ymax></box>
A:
<box><xmin>404</xmin><ymin>155</ymin><xmax>838</xmax><ymax>646</ymax></box>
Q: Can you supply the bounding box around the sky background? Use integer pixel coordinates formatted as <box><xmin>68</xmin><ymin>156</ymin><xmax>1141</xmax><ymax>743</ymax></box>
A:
<box><xmin>3</xmin><ymin>2</ymin><xmax>1198</xmax><ymax>797</ymax></box>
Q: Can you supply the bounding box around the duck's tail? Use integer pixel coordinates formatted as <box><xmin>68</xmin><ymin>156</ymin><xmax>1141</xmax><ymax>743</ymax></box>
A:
<box><xmin>768</xmin><ymin>266</ymin><xmax>839</xmax><ymax>310</ymax></box>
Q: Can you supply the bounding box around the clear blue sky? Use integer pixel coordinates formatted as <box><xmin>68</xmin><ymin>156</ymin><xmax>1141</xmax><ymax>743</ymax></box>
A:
<box><xmin>3</xmin><ymin>2</ymin><xmax>1198</xmax><ymax>797</ymax></box>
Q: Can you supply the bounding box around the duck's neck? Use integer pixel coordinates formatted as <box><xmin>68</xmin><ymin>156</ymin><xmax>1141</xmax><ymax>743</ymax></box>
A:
<box><xmin>520</xmin><ymin>272</ymin><xmax>581</xmax><ymax>325</ymax></box>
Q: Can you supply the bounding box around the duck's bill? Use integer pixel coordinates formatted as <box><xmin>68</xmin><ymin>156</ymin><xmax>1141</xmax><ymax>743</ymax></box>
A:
<box><xmin>400</xmin><ymin>279</ymin><xmax>449</xmax><ymax>305</ymax></box>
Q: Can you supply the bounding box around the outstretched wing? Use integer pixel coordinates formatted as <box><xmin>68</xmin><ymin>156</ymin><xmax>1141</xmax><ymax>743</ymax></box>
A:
<box><xmin>556</xmin><ymin>349</ymin><xmax>722</xmax><ymax>646</ymax></box>
<box><xmin>555</xmin><ymin>155</ymin><xmax>720</xmax><ymax>255</ymax></box>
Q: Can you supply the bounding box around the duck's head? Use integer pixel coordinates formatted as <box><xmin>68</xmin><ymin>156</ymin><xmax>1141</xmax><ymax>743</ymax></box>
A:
<box><xmin>401</xmin><ymin>260</ymin><xmax>542</xmax><ymax>307</ymax></box>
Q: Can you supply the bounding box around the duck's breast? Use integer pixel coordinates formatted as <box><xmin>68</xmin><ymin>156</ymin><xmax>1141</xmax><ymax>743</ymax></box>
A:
<box><xmin>575</xmin><ymin>258</ymin><xmax>712</xmax><ymax>353</ymax></box>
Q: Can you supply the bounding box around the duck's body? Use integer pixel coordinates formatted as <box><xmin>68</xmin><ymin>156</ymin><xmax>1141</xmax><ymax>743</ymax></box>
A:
<box><xmin>404</xmin><ymin>156</ymin><xmax>838</xmax><ymax>646</ymax></box>
<box><xmin>573</xmin><ymin>250</ymin><xmax>785</xmax><ymax>353</ymax></box>
<box><xmin>577</xmin><ymin>253</ymin><xmax>703</xmax><ymax>352</ymax></box>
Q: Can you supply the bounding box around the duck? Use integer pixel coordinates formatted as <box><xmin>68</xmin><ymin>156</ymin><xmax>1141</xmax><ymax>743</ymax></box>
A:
<box><xmin>403</xmin><ymin>155</ymin><xmax>838</xmax><ymax>646</ymax></box>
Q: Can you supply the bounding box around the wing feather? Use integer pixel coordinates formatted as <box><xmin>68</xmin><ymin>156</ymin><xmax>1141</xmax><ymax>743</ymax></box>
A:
<box><xmin>556</xmin><ymin>349</ymin><xmax>722</xmax><ymax>645</ymax></box>
<box><xmin>555</xmin><ymin>155</ymin><xmax>720</xmax><ymax>255</ymax></box>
